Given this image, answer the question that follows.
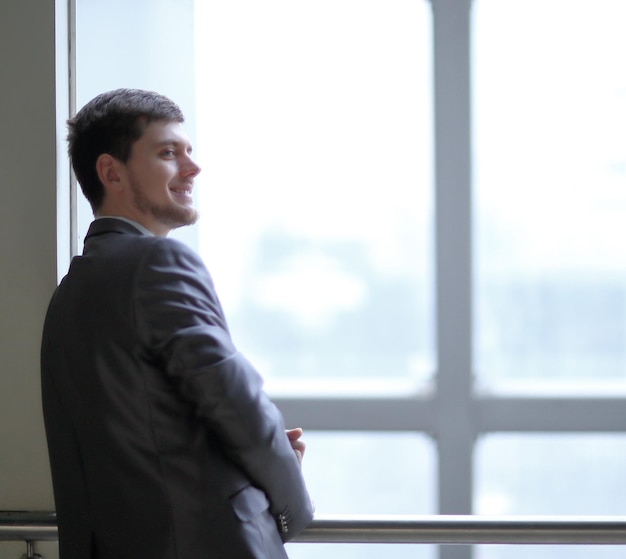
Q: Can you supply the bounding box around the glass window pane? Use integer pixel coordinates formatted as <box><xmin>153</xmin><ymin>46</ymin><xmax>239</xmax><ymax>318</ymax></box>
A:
<box><xmin>475</xmin><ymin>434</ymin><xmax>626</xmax><ymax>558</ymax></box>
<box><xmin>302</xmin><ymin>432</ymin><xmax>435</xmax><ymax>515</ymax></box>
<box><xmin>194</xmin><ymin>0</ymin><xmax>434</xmax><ymax>396</ymax></box>
<box><xmin>473</xmin><ymin>0</ymin><xmax>626</xmax><ymax>390</ymax></box>
<box><xmin>287</xmin><ymin>431</ymin><xmax>436</xmax><ymax>559</ymax></box>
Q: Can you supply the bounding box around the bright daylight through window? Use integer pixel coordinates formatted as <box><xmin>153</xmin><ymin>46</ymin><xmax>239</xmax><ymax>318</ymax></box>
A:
<box><xmin>473</xmin><ymin>0</ymin><xmax>626</xmax><ymax>393</ymax></box>
<box><xmin>194</xmin><ymin>0</ymin><xmax>434</xmax><ymax>397</ymax></box>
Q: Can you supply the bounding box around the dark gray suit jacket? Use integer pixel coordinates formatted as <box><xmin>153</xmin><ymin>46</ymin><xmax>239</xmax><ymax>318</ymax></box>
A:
<box><xmin>41</xmin><ymin>218</ymin><xmax>313</xmax><ymax>559</ymax></box>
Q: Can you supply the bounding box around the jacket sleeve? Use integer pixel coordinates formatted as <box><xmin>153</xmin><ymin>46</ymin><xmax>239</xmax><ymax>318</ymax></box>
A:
<box><xmin>133</xmin><ymin>238</ymin><xmax>313</xmax><ymax>540</ymax></box>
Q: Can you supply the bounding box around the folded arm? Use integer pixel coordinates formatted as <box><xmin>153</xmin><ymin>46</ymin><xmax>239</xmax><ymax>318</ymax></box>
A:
<box><xmin>134</xmin><ymin>239</ymin><xmax>313</xmax><ymax>538</ymax></box>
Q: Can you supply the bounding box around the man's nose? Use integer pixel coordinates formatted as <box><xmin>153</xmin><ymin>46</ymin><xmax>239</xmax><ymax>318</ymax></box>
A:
<box><xmin>182</xmin><ymin>156</ymin><xmax>201</xmax><ymax>178</ymax></box>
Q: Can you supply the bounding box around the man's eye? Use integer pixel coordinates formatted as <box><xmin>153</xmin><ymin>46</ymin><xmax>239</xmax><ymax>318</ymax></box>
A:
<box><xmin>161</xmin><ymin>149</ymin><xmax>175</xmax><ymax>157</ymax></box>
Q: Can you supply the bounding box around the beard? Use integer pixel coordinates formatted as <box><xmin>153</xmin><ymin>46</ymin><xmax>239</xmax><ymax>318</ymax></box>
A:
<box><xmin>130</xmin><ymin>183</ymin><xmax>199</xmax><ymax>230</ymax></box>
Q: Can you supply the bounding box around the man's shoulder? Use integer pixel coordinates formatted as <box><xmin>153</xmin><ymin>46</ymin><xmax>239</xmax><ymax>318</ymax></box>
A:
<box><xmin>86</xmin><ymin>220</ymin><xmax>196</xmax><ymax>257</ymax></box>
<box><xmin>141</xmin><ymin>234</ymin><xmax>200</xmax><ymax>260</ymax></box>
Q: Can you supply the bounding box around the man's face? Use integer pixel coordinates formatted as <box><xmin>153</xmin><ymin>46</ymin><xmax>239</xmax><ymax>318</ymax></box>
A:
<box><xmin>120</xmin><ymin>120</ymin><xmax>201</xmax><ymax>236</ymax></box>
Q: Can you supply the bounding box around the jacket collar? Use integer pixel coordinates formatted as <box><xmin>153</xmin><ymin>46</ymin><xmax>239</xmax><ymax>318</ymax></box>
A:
<box><xmin>85</xmin><ymin>217</ymin><xmax>151</xmax><ymax>241</ymax></box>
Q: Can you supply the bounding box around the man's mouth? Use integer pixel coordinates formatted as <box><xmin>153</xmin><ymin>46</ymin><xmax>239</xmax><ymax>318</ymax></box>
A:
<box><xmin>170</xmin><ymin>185</ymin><xmax>194</xmax><ymax>204</ymax></box>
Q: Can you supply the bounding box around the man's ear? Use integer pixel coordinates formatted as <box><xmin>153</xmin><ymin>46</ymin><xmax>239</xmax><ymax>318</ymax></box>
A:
<box><xmin>96</xmin><ymin>154</ymin><xmax>124</xmax><ymax>192</ymax></box>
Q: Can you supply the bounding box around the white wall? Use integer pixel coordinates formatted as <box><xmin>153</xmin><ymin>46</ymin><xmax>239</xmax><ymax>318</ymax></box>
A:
<box><xmin>0</xmin><ymin>1</ymin><xmax>59</xmax><ymax>557</ymax></box>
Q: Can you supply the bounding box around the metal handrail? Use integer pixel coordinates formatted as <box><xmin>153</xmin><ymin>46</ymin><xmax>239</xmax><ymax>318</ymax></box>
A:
<box><xmin>294</xmin><ymin>515</ymin><xmax>626</xmax><ymax>545</ymax></box>
<box><xmin>0</xmin><ymin>512</ymin><xmax>57</xmax><ymax>542</ymax></box>
<box><xmin>3</xmin><ymin>512</ymin><xmax>626</xmax><ymax>546</ymax></box>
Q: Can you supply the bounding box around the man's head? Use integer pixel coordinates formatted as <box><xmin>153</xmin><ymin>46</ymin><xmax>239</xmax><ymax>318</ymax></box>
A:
<box><xmin>68</xmin><ymin>88</ymin><xmax>201</xmax><ymax>235</ymax></box>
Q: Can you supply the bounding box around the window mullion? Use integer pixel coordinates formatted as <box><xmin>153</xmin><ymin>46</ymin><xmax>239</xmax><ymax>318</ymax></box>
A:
<box><xmin>431</xmin><ymin>3</ymin><xmax>474</xmax><ymax>559</ymax></box>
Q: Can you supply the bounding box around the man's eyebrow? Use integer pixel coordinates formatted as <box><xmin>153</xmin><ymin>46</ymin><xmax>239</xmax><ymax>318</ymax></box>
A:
<box><xmin>154</xmin><ymin>139</ymin><xmax>193</xmax><ymax>151</ymax></box>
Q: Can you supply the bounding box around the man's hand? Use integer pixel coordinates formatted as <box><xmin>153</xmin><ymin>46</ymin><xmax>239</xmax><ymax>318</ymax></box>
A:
<box><xmin>286</xmin><ymin>428</ymin><xmax>306</xmax><ymax>465</ymax></box>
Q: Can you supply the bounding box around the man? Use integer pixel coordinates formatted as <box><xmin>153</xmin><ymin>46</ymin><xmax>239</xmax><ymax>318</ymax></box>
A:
<box><xmin>41</xmin><ymin>88</ymin><xmax>313</xmax><ymax>559</ymax></box>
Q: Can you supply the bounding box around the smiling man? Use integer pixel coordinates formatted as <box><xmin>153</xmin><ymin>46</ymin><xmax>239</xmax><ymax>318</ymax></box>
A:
<box><xmin>41</xmin><ymin>89</ymin><xmax>313</xmax><ymax>559</ymax></box>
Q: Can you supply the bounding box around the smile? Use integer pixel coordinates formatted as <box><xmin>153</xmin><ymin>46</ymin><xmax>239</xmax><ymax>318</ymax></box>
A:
<box><xmin>169</xmin><ymin>185</ymin><xmax>194</xmax><ymax>205</ymax></box>
<box><xmin>170</xmin><ymin>186</ymin><xmax>192</xmax><ymax>194</ymax></box>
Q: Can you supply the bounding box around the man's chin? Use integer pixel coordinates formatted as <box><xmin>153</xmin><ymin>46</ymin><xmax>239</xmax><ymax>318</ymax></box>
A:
<box><xmin>169</xmin><ymin>208</ymin><xmax>199</xmax><ymax>229</ymax></box>
<box><xmin>151</xmin><ymin>206</ymin><xmax>199</xmax><ymax>230</ymax></box>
